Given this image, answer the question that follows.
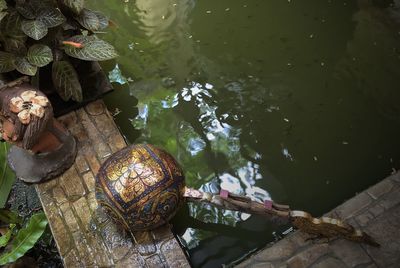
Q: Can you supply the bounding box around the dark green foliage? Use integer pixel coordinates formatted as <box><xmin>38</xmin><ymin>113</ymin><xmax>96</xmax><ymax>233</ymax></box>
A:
<box><xmin>0</xmin><ymin>0</ymin><xmax>7</xmax><ymax>21</ymax></box>
<box><xmin>0</xmin><ymin>0</ymin><xmax>117</xmax><ymax>102</ymax></box>
<box><xmin>0</xmin><ymin>147</ymin><xmax>46</xmax><ymax>266</ymax></box>
<box><xmin>0</xmin><ymin>144</ymin><xmax>15</xmax><ymax>209</ymax></box>
<box><xmin>76</xmin><ymin>8</ymin><xmax>108</xmax><ymax>31</ymax></box>
<box><xmin>3</xmin><ymin>37</ymin><xmax>27</xmax><ymax>55</ymax></box>
<box><xmin>16</xmin><ymin>4</ymin><xmax>35</xmax><ymax>20</ymax></box>
<box><xmin>0</xmin><ymin>51</ymin><xmax>15</xmax><ymax>72</ymax></box>
<box><xmin>15</xmin><ymin>56</ymin><xmax>37</xmax><ymax>75</ymax></box>
<box><xmin>0</xmin><ymin>212</ymin><xmax>48</xmax><ymax>265</ymax></box>
<box><xmin>1</xmin><ymin>9</ymin><xmax>25</xmax><ymax>38</ymax></box>
<box><xmin>0</xmin><ymin>224</ymin><xmax>15</xmax><ymax>248</ymax></box>
<box><xmin>52</xmin><ymin>60</ymin><xmax>82</xmax><ymax>102</ymax></box>
<box><xmin>27</xmin><ymin>44</ymin><xmax>53</xmax><ymax>67</ymax></box>
<box><xmin>64</xmin><ymin>35</ymin><xmax>117</xmax><ymax>61</ymax></box>
<box><xmin>0</xmin><ymin>209</ymin><xmax>22</xmax><ymax>225</ymax></box>
<box><xmin>60</xmin><ymin>0</ymin><xmax>84</xmax><ymax>15</ymax></box>
<box><xmin>36</xmin><ymin>8</ymin><xmax>66</xmax><ymax>28</ymax></box>
<box><xmin>21</xmin><ymin>19</ymin><xmax>47</xmax><ymax>40</ymax></box>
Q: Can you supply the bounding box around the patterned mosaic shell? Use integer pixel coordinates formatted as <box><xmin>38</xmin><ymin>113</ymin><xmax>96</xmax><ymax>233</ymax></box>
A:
<box><xmin>95</xmin><ymin>144</ymin><xmax>186</xmax><ymax>231</ymax></box>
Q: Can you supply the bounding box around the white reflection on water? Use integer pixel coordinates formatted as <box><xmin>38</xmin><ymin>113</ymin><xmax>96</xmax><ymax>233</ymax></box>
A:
<box><xmin>187</xmin><ymin>138</ymin><xmax>206</xmax><ymax>156</ymax></box>
<box><xmin>161</xmin><ymin>93</ymin><xmax>179</xmax><ymax>108</ymax></box>
<box><xmin>178</xmin><ymin>121</ymin><xmax>207</xmax><ymax>156</ymax></box>
<box><xmin>281</xmin><ymin>146</ymin><xmax>294</xmax><ymax>162</ymax></box>
<box><xmin>178</xmin><ymin>80</ymin><xmax>272</xmax><ymax>230</ymax></box>
<box><xmin>182</xmin><ymin>228</ymin><xmax>199</xmax><ymax>249</ymax></box>
<box><xmin>132</xmin><ymin>103</ymin><xmax>148</xmax><ymax>129</ymax></box>
<box><xmin>108</xmin><ymin>64</ymin><xmax>129</xmax><ymax>85</ymax></box>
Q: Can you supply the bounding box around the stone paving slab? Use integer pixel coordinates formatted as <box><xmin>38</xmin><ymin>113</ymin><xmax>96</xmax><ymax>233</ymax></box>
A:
<box><xmin>237</xmin><ymin>172</ymin><xmax>400</xmax><ymax>268</ymax></box>
<box><xmin>35</xmin><ymin>100</ymin><xmax>190</xmax><ymax>267</ymax></box>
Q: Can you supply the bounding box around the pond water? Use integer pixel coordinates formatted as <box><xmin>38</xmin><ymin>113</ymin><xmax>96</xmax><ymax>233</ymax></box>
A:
<box><xmin>89</xmin><ymin>0</ymin><xmax>400</xmax><ymax>267</ymax></box>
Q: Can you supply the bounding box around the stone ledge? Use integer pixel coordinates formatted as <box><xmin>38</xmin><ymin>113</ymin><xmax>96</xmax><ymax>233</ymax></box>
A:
<box><xmin>35</xmin><ymin>100</ymin><xmax>190</xmax><ymax>267</ymax></box>
<box><xmin>367</xmin><ymin>179</ymin><xmax>394</xmax><ymax>200</ymax></box>
<box><xmin>237</xmin><ymin>172</ymin><xmax>400</xmax><ymax>268</ymax></box>
<box><xmin>335</xmin><ymin>192</ymin><xmax>372</xmax><ymax>220</ymax></box>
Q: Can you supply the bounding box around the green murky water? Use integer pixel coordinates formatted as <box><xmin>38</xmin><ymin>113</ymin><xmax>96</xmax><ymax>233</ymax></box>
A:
<box><xmin>90</xmin><ymin>0</ymin><xmax>400</xmax><ymax>266</ymax></box>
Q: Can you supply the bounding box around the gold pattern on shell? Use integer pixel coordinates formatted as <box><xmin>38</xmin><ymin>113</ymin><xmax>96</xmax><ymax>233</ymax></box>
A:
<box><xmin>96</xmin><ymin>144</ymin><xmax>186</xmax><ymax>231</ymax></box>
<box><xmin>109</xmin><ymin>153</ymin><xmax>164</xmax><ymax>204</ymax></box>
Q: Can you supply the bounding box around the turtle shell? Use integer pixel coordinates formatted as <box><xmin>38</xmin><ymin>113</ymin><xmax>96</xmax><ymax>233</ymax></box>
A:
<box><xmin>95</xmin><ymin>144</ymin><xmax>186</xmax><ymax>231</ymax></box>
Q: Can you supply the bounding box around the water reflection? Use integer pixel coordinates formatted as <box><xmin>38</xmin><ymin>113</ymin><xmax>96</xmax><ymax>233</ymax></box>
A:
<box><xmin>90</xmin><ymin>0</ymin><xmax>400</xmax><ymax>267</ymax></box>
<box><xmin>135</xmin><ymin>0</ymin><xmax>195</xmax><ymax>45</ymax></box>
<box><xmin>131</xmin><ymin>78</ymin><xmax>274</xmax><ymax>203</ymax></box>
<box><xmin>128</xmin><ymin>77</ymin><xmax>286</xmax><ymax>267</ymax></box>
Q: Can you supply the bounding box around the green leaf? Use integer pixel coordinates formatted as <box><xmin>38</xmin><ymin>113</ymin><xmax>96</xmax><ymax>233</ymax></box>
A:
<box><xmin>16</xmin><ymin>4</ymin><xmax>36</xmax><ymax>20</ymax></box>
<box><xmin>61</xmin><ymin>19</ymin><xmax>78</xmax><ymax>31</ymax></box>
<box><xmin>0</xmin><ymin>0</ymin><xmax>7</xmax><ymax>21</ymax></box>
<box><xmin>1</xmin><ymin>9</ymin><xmax>25</xmax><ymax>38</ymax></box>
<box><xmin>0</xmin><ymin>0</ymin><xmax>6</xmax><ymax>11</ymax></box>
<box><xmin>76</xmin><ymin>8</ymin><xmax>108</xmax><ymax>31</ymax></box>
<box><xmin>21</xmin><ymin>20</ymin><xmax>48</xmax><ymax>40</ymax></box>
<box><xmin>52</xmin><ymin>60</ymin><xmax>83</xmax><ymax>102</ymax></box>
<box><xmin>29</xmin><ymin>0</ymin><xmax>56</xmax><ymax>14</ymax></box>
<box><xmin>64</xmin><ymin>35</ymin><xmax>117</xmax><ymax>61</ymax></box>
<box><xmin>75</xmin><ymin>8</ymin><xmax>98</xmax><ymax>31</ymax></box>
<box><xmin>93</xmin><ymin>11</ymin><xmax>108</xmax><ymax>30</ymax></box>
<box><xmin>3</xmin><ymin>38</ymin><xmax>27</xmax><ymax>55</ymax></box>
<box><xmin>0</xmin><ymin>212</ymin><xmax>48</xmax><ymax>265</ymax></box>
<box><xmin>0</xmin><ymin>12</ymin><xmax>6</xmax><ymax>22</ymax></box>
<box><xmin>15</xmin><ymin>57</ymin><xmax>37</xmax><ymax>76</ymax></box>
<box><xmin>0</xmin><ymin>224</ymin><xmax>15</xmax><ymax>248</ymax></box>
<box><xmin>0</xmin><ymin>0</ymin><xmax>5</xmax><ymax>22</ymax></box>
<box><xmin>0</xmin><ymin>209</ymin><xmax>22</xmax><ymax>225</ymax></box>
<box><xmin>0</xmin><ymin>51</ymin><xmax>15</xmax><ymax>73</ymax></box>
<box><xmin>0</xmin><ymin>143</ymin><xmax>15</xmax><ymax>208</ymax></box>
<box><xmin>27</xmin><ymin>44</ymin><xmax>53</xmax><ymax>67</ymax></box>
<box><xmin>60</xmin><ymin>0</ymin><xmax>84</xmax><ymax>15</ymax></box>
<box><xmin>37</xmin><ymin>8</ymin><xmax>66</xmax><ymax>28</ymax></box>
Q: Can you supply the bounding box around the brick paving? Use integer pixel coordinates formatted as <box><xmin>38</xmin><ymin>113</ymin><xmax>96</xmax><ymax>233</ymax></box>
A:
<box><xmin>35</xmin><ymin>100</ymin><xmax>190</xmax><ymax>267</ymax></box>
<box><xmin>237</xmin><ymin>172</ymin><xmax>400</xmax><ymax>268</ymax></box>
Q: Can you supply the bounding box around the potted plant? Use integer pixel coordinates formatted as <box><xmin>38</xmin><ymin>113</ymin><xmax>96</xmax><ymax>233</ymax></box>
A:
<box><xmin>0</xmin><ymin>0</ymin><xmax>117</xmax><ymax>114</ymax></box>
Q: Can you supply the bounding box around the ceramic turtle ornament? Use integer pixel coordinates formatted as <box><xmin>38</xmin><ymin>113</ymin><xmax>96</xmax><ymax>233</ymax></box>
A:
<box><xmin>95</xmin><ymin>144</ymin><xmax>185</xmax><ymax>231</ymax></box>
<box><xmin>95</xmin><ymin>143</ymin><xmax>379</xmax><ymax>247</ymax></box>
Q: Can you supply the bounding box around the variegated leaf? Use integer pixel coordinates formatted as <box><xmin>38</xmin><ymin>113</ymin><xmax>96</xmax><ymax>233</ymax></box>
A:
<box><xmin>15</xmin><ymin>57</ymin><xmax>37</xmax><ymax>76</ymax></box>
<box><xmin>76</xmin><ymin>8</ymin><xmax>98</xmax><ymax>31</ymax></box>
<box><xmin>37</xmin><ymin>8</ymin><xmax>66</xmax><ymax>28</ymax></box>
<box><xmin>94</xmin><ymin>10</ymin><xmax>109</xmax><ymax>30</ymax></box>
<box><xmin>76</xmin><ymin>8</ymin><xmax>108</xmax><ymax>31</ymax></box>
<box><xmin>27</xmin><ymin>44</ymin><xmax>53</xmax><ymax>67</ymax></box>
<box><xmin>52</xmin><ymin>60</ymin><xmax>83</xmax><ymax>102</ymax></box>
<box><xmin>16</xmin><ymin>4</ymin><xmax>36</xmax><ymax>20</ymax></box>
<box><xmin>0</xmin><ymin>0</ymin><xmax>6</xmax><ymax>11</ymax></box>
<box><xmin>1</xmin><ymin>9</ymin><xmax>25</xmax><ymax>38</ymax></box>
<box><xmin>3</xmin><ymin>38</ymin><xmax>27</xmax><ymax>55</ymax></box>
<box><xmin>0</xmin><ymin>12</ymin><xmax>7</xmax><ymax>22</ymax></box>
<box><xmin>64</xmin><ymin>35</ymin><xmax>117</xmax><ymax>61</ymax></box>
<box><xmin>0</xmin><ymin>52</ymin><xmax>15</xmax><ymax>73</ymax></box>
<box><xmin>29</xmin><ymin>0</ymin><xmax>56</xmax><ymax>14</ymax></box>
<box><xmin>60</xmin><ymin>0</ymin><xmax>84</xmax><ymax>15</ymax></box>
<box><xmin>21</xmin><ymin>20</ymin><xmax>48</xmax><ymax>40</ymax></box>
